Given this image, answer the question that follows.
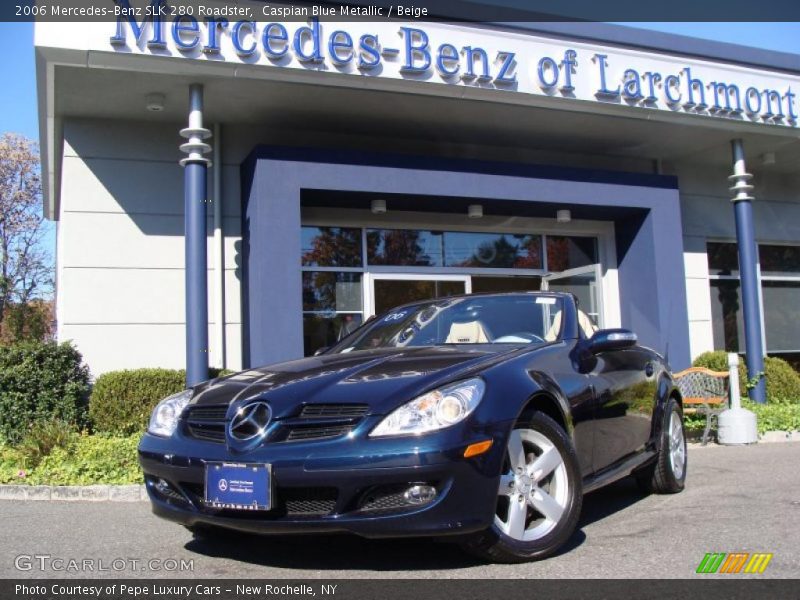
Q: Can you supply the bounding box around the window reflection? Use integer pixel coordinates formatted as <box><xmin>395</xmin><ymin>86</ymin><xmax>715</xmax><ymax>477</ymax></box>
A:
<box><xmin>303</xmin><ymin>314</ymin><xmax>363</xmax><ymax>357</ymax></box>
<box><xmin>546</xmin><ymin>236</ymin><xmax>598</xmax><ymax>272</ymax></box>
<box><xmin>366</xmin><ymin>229</ymin><xmax>443</xmax><ymax>266</ymax></box>
<box><xmin>707</xmin><ymin>242</ymin><xmax>739</xmax><ymax>275</ymax></box>
<box><xmin>444</xmin><ymin>232</ymin><xmax>542</xmax><ymax>269</ymax></box>
<box><xmin>302</xmin><ymin>272</ymin><xmax>362</xmax><ymax>312</ymax></box>
<box><xmin>301</xmin><ymin>227</ymin><xmax>362</xmax><ymax>267</ymax></box>
<box><xmin>759</xmin><ymin>245</ymin><xmax>800</xmax><ymax>276</ymax></box>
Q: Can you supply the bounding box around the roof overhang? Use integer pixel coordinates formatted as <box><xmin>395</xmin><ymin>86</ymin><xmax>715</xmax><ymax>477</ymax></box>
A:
<box><xmin>35</xmin><ymin>18</ymin><xmax>800</xmax><ymax>220</ymax></box>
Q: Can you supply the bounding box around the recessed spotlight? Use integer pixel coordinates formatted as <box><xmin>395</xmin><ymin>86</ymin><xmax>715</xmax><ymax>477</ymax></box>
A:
<box><xmin>145</xmin><ymin>93</ymin><xmax>166</xmax><ymax>112</ymax></box>
<box><xmin>371</xmin><ymin>199</ymin><xmax>387</xmax><ymax>214</ymax></box>
<box><xmin>556</xmin><ymin>209</ymin><xmax>572</xmax><ymax>223</ymax></box>
<box><xmin>468</xmin><ymin>204</ymin><xmax>483</xmax><ymax>219</ymax></box>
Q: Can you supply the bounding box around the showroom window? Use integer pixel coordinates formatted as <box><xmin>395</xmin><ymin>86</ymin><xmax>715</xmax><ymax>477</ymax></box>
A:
<box><xmin>708</xmin><ymin>241</ymin><xmax>800</xmax><ymax>355</ymax></box>
<box><xmin>301</xmin><ymin>225</ymin><xmax>601</xmax><ymax>356</ymax></box>
<box><xmin>301</xmin><ymin>227</ymin><xmax>364</xmax><ymax>356</ymax></box>
<box><xmin>366</xmin><ymin>229</ymin><xmax>545</xmax><ymax>269</ymax></box>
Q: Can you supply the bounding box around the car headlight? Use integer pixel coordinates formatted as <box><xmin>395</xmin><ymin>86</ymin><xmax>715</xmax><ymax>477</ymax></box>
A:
<box><xmin>370</xmin><ymin>378</ymin><xmax>486</xmax><ymax>437</ymax></box>
<box><xmin>147</xmin><ymin>390</ymin><xmax>193</xmax><ymax>437</ymax></box>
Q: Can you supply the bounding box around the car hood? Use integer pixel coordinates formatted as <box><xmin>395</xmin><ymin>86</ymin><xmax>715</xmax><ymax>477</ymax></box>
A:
<box><xmin>189</xmin><ymin>345</ymin><xmax>524</xmax><ymax>417</ymax></box>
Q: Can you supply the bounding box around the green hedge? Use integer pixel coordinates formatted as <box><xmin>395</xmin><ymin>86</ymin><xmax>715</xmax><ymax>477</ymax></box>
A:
<box><xmin>0</xmin><ymin>433</ymin><xmax>142</xmax><ymax>485</ymax></box>
<box><xmin>89</xmin><ymin>368</ymin><xmax>232</xmax><ymax>435</ymax></box>
<box><xmin>0</xmin><ymin>342</ymin><xmax>91</xmax><ymax>444</ymax></box>
<box><xmin>692</xmin><ymin>351</ymin><xmax>800</xmax><ymax>403</ymax></box>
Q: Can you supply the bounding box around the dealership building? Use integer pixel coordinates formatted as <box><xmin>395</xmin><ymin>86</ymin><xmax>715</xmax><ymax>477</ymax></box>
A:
<box><xmin>34</xmin><ymin>7</ymin><xmax>800</xmax><ymax>394</ymax></box>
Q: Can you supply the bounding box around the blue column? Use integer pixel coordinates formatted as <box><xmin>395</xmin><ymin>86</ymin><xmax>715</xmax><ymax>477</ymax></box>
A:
<box><xmin>730</xmin><ymin>139</ymin><xmax>766</xmax><ymax>403</ymax></box>
<box><xmin>184</xmin><ymin>163</ymin><xmax>208</xmax><ymax>386</ymax></box>
<box><xmin>180</xmin><ymin>84</ymin><xmax>212</xmax><ymax>386</ymax></box>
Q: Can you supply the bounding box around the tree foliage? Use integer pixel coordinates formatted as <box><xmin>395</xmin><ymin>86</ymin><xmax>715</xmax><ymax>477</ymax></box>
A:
<box><xmin>0</xmin><ymin>133</ymin><xmax>52</xmax><ymax>338</ymax></box>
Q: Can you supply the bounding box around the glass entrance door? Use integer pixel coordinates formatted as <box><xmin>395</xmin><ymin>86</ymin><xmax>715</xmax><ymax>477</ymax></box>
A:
<box><xmin>366</xmin><ymin>274</ymin><xmax>471</xmax><ymax>317</ymax></box>
<box><xmin>542</xmin><ymin>265</ymin><xmax>604</xmax><ymax>329</ymax></box>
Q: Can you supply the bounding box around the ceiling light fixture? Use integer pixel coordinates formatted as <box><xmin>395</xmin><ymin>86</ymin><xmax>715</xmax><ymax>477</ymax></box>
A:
<box><xmin>556</xmin><ymin>209</ymin><xmax>572</xmax><ymax>223</ymax></box>
<box><xmin>145</xmin><ymin>93</ymin><xmax>166</xmax><ymax>112</ymax></box>
<box><xmin>371</xmin><ymin>199</ymin><xmax>387</xmax><ymax>214</ymax></box>
<box><xmin>468</xmin><ymin>204</ymin><xmax>483</xmax><ymax>219</ymax></box>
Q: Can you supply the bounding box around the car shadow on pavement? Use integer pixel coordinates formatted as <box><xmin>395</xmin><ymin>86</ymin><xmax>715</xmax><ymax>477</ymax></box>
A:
<box><xmin>579</xmin><ymin>477</ymin><xmax>649</xmax><ymax>528</ymax></box>
<box><xmin>183</xmin><ymin>477</ymin><xmax>647</xmax><ymax>570</ymax></box>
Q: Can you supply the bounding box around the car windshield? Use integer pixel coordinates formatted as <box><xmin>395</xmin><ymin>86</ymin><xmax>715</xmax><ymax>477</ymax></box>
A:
<box><xmin>330</xmin><ymin>294</ymin><xmax>564</xmax><ymax>352</ymax></box>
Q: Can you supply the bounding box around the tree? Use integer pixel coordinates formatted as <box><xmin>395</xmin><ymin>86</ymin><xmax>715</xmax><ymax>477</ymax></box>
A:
<box><xmin>0</xmin><ymin>134</ymin><xmax>53</xmax><ymax>339</ymax></box>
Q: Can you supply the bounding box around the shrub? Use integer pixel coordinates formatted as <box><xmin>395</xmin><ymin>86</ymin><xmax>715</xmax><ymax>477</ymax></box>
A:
<box><xmin>692</xmin><ymin>351</ymin><xmax>800</xmax><ymax>403</ymax></box>
<box><xmin>692</xmin><ymin>350</ymin><xmax>736</xmax><ymax>373</ymax></box>
<box><xmin>742</xmin><ymin>400</ymin><xmax>800</xmax><ymax>434</ymax></box>
<box><xmin>0</xmin><ymin>443</ymin><xmax>26</xmax><ymax>484</ymax></box>
<box><xmin>17</xmin><ymin>420</ymin><xmax>75</xmax><ymax>468</ymax></box>
<box><xmin>89</xmin><ymin>367</ymin><xmax>233</xmax><ymax>435</ymax></box>
<box><xmin>89</xmin><ymin>369</ymin><xmax>185</xmax><ymax>435</ymax></box>
<box><xmin>0</xmin><ymin>341</ymin><xmax>91</xmax><ymax>444</ymax></box>
<box><xmin>24</xmin><ymin>433</ymin><xmax>142</xmax><ymax>486</ymax></box>
<box><xmin>760</xmin><ymin>357</ymin><xmax>800</xmax><ymax>404</ymax></box>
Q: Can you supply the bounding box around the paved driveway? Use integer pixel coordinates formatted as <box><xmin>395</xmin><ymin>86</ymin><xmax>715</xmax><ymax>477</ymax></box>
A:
<box><xmin>1</xmin><ymin>443</ymin><xmax>797</xmax><ymax>578</ymax></box>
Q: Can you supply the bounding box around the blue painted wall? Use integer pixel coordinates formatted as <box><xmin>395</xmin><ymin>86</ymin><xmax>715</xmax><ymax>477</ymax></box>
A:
<box><xmin>242</xmin><ymin>148</ymin><xmax>691</xmax><ymax>370</ymax></box>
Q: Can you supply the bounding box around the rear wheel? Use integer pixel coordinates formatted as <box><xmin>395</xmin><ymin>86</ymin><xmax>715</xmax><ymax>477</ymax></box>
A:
<box><xmin>463</xmin><ymin>412</ymin><xmax>582</xmax><ymax>563</ymax></box>
<box><xmin>636</xmin><ymin>397</ymin><xmax>687</xmax><ymax>494</ymax></box>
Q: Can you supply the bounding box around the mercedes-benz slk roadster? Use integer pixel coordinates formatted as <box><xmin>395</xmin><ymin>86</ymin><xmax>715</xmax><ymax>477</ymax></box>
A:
<box><xmin>139</xmin><ymin>292</ymin><xmax>687</xmax><ymax>562</ymax></box>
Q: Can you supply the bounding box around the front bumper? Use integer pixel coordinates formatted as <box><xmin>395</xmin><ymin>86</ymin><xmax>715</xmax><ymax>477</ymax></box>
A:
<box><xmin>138</xmin><ymin>425</ymin><xmax>507</xmax><ymax>539</ymax></box>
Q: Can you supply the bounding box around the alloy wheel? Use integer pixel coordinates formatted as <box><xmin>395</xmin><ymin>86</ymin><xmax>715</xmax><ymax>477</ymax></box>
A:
<box><xmin>494</xmin><ymin>428</ymin><xmax>570</xmax><ymax>542</ymax></box>
<box><xmin>668</xmin><ymin>410</ymin><xmax>686</xmax><ymax>480</ymax></box>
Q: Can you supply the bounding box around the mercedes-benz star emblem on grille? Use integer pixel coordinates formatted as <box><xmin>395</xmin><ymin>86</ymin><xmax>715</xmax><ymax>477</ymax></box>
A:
<box><xmin>228</xmin><ymin>401</ymin><xmax>272</xmax><ymax>442</ymax></box>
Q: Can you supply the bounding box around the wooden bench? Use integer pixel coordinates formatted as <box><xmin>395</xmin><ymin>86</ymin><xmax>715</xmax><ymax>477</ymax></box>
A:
<box><xmin>674</xmin><ymin>367</ymin><xmax>730</xmax><ymax>445</ymax></box>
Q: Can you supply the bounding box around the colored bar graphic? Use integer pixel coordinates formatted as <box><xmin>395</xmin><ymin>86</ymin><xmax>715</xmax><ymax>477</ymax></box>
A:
<box><xmin>696</xmin><ymin>552</ymin><xmax>773</xmax><ymax>574</ymax></box>
<box><xmin>744</xmin><ymin>553</ymin><xmax>773</xmax><ymax>574</ymax></box>
<box><xmin>697</xmin><ymin>553</ymin><xmax>726</xmax><ymax>574</ymax></box>
<box><xmin>720</xmin><ymin>553</ymin><xmax>748</xmax><ymax>573</ymax></box>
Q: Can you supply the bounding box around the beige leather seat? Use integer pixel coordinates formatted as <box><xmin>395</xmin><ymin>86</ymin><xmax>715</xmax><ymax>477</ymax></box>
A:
<box><xmin>545</xmin><ymin>310</ymin><xmax>598</xmax><ymax>341</ymax></box>
<box><xmin>445</xmin><ymin>320</ymin><xmax>491</xmax><ymax>344</ymax></box>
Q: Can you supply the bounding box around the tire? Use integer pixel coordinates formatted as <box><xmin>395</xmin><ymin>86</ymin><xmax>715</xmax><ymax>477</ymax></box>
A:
<box><xmin>462</xmin><ymin>412</ymin><xmax>583</xmax><ymax>563</ymax></box>
<box><xmin>636</xmin><ymin>397</ymin><xmax>687</xmax><ymax>494</ymax></box>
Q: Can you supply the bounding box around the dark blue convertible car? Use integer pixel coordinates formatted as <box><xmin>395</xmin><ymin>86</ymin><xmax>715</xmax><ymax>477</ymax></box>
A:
<box><xmin>139</xmin><ymin>292</ymin><xmax>686</xmax><ymax>562</ymax></box>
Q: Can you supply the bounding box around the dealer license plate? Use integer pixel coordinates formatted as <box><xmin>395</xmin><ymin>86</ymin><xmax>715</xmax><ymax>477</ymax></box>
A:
<box><xmin>204</xmin><ymin>462</ymin><xmax>271</xmax><ymax>510</ymax></box>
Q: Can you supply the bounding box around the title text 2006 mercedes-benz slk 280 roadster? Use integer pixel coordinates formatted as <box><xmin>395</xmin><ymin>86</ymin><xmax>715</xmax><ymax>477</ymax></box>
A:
<box><xmin>139</xmin><ymin>292</ymin><xmax>687</xmax><ymax>562</ymax></box>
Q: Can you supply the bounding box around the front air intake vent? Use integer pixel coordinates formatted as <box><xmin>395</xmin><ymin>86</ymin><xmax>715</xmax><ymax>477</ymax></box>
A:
<box><xmin>300</xmin><ymin>404</ymin><xmax>369</xmax><ymax>418</ymax></box>
<box><xmin>183</xmin><ymin>404</ymin><xmax>227</xmax><ymax>443</ymax></box>
<box><xmin>286</xmin><ymin>425</ymin><xmax>354</xmax><ymax>441</ymax></box>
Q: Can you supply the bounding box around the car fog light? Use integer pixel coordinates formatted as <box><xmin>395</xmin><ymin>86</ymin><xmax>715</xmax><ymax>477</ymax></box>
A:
<box><xmin>403</xmin><ymin>484</ymin><xmax>437</xmax><ymax>505</ymax></box>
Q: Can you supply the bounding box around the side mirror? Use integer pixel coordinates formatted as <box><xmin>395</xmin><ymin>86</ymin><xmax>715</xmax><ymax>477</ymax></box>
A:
<box><xmin>313</xmin><ymin>346</ymin><xmax>330</xmax><ymax>356</ymax></box>
<box><xmin>588</xmin><ymin>329</ymin><xmax>637</xmax><ymax>354</ymax></box>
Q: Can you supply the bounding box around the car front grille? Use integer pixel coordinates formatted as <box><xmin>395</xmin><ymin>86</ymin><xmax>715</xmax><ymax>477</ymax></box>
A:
<box><xmin>183</xmin><ymin>405</ymin><xmax>228</xmax><ymax>443</ymax></box>
<box><xmin>285</xmin><ymin>424</ymin><xmax>355</xmax><ymax>441</ymax></box>
<box><xmin>299</xmin><ymin>404</ymin><xmax>369</xmax><ymax>418</ymax></box>
<box><xmin>179</xmin><ymin>483</ymin><xmax>337</xmax><ymax>517</ymax></box>
<box><xmin>185</xmin><ymin>423</ymin><xmax>226</xmax><ymax>443</ymax></box>
<box><xmin>358</xmin><ymin>485</ymin><xmax>412</xmax><ymax>512</ymax></box>
<box><xmin>182</xmin><ymin>403</ymin><xmax>369</xmax><ymax>444</ymax></box>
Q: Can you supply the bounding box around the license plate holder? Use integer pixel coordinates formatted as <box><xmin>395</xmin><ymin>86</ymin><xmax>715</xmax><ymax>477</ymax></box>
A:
<box><xmin>204</xmin><ymin>462</ymin><xmax>271</xmax><ymax>511</ymax></box>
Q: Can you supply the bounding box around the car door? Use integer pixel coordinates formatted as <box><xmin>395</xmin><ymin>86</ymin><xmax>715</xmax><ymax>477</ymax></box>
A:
<box><xmin>589</xmin><ymin>345</ymin><xmax>657</xmax><ymax>472</ymax></box>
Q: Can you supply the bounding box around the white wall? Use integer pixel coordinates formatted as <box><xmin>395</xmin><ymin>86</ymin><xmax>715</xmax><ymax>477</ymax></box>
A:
<box><xmin>57</xmin><ymin>119</ymin><xmax>243</xmax><ymax>376</ymax></box>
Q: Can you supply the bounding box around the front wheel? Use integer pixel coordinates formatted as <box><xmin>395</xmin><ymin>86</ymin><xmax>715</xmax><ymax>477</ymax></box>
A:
<box><xmin>636</xmin><ymin>396</ymin><xmax>687</xmax><ymax>494</ymax></box>
<box><xmin>463</xmin><ymin>412</ymin><xmax>582</xmax><ymax>563</ymax></box>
